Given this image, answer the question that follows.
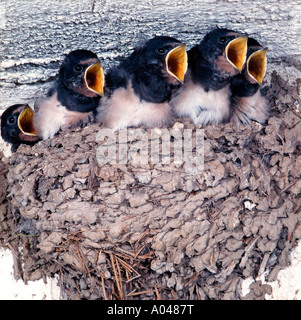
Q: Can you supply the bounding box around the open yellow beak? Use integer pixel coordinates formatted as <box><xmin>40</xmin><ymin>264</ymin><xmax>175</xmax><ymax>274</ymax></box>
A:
<box><xmin>85</xmin><ymin>61</ymin><xmax>105</xmax><ymax>96</ymax></box>
<box><xmin>225</xmin><ymin>35</ymin><xmax>248</xmax><ymax>72</ymax></box>
<box><xmin>166</xmin><ymin>44</ymin><xmax>188</xmax><ymax>83</ymax></box>
<box><xmin>18</xmin><ymin>105</ymin><xmax>37</xmax><ymax>136</ymax></box>
<box><xmin>247</xmin><ymin>48</ymin><xmax>268</xmax><ymax>85</ymax></box>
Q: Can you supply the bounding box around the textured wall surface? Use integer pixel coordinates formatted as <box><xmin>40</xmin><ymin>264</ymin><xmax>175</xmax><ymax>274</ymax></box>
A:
<box><xmin>0</xmin><ymin>0</ymin><xmax>300</xmax><ymax>111</ymax></box>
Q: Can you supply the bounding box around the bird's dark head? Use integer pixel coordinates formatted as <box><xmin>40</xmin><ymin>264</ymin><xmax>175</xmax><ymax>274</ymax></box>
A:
<box><xmin>247</xmin><ymin>37</ymin><xmax>262</xmax><ymax>53</ymax></box>
<box><xmin>1</xmin><ymin>104</ymin><xmax>39</xmax><ymax>149</ymax></box>
<box><xmin>58</xmin><ymin>49</ymin><xmax>104</xmax><ymax>97</ymax></box>
<box><xmin>135</xmin><ymin>36</ymin><xmax>188</xmax><ymax>84</ymax></box>
<box><xmin>198</xmin><ymin>28</ymin><xmax>248</xmax><ymax>75</ymax></box>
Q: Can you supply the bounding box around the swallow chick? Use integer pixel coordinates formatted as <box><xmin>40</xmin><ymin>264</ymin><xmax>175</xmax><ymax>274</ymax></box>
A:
<box><xmin>170</xmin><ymin>28</ymin><xmax>248</xmax><ymax>126</ymax></box>
<box><xmin>1</xmin><ymin>104</ymin><xmax>39</xmax><ymax>151</ymax></box>
<box><xmin>34</xmin><ymin>49</ymin><xmax>104</xmax><ymax>140</ymax></box>
<box><xmin>97</xmin><ymin>36</ymin><xmax>187</xmax><ymax>130</ymax></box>
<box><xmin>230</xmin><ymin>37</ymin><xmax>269</xmax><ymax>124</ymax></box>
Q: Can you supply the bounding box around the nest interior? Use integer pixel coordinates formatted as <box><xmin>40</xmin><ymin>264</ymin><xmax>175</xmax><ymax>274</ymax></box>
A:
<box><xmin>0</xmin><ymin>70</ymin><xmax>301</xmax><ymax>300</ymax></box>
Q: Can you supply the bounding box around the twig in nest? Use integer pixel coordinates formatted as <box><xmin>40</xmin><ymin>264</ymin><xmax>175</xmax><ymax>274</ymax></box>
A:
<box><xmin>58</xmin><ymin>229</ymin><xmax>89</xmax><ymax>249</ymax></box>
<box><xmin>154</xmin><ymin>285</ymin><xmax>162</xmax><ymax>300</ymax></box>
<box><xmin>134</xmin><ymin>228</ymin><xmax>150</xmax><ymax>247</ymax></box>
<box><xmin>100</xmin><ymin>273</ymin><xmax>108</xmax><ymax>300</ymax></box>
<box><xmin>71</xmin><ymin>244</ymin><xmax>95</xmax><ymax>291</ymax></box>
<box><xmin>95</xmin><ymin>271</ymin><xmax>114</xmax><ymax>300</ymax></box>
<box><xmin>115</xmin><ymin>255</ymin><xmax>141</xmax><ymax>282</ymax></box>
<box><xmin>184</xmin><ymin>271</ymin><xmax>201</xmax><ymax>288</ymax></box>
<box><xmin>127</xmin><ymin>289</ymin><xmax>153</xmax><ymax>297</ymax></box>
<box><xmin>279</xmin><ymin>178</ymin><xmax>298</xmax><ymax>194</ymax></box>
<box><xmin>112</xmin><ymin>247</ymin><xmax>135</xmax><ymax>258</ymax></box>
<box><xmin>110</xmin><ymin>253</ymin><xmax>124</xmax><ymax>300</ymax></box>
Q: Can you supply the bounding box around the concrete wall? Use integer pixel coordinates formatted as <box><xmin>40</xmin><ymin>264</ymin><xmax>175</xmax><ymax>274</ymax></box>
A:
<box><xmin>0</xmin><ymin>0</ymin><xmax>300</xmax><ymax>111</ymax></box>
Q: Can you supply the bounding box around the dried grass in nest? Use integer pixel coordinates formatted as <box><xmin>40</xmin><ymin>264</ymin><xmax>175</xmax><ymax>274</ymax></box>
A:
<box><xmin>53</xmin><ymin>228</ymin><xmax>159</xmax><ymax>300</ymax></box>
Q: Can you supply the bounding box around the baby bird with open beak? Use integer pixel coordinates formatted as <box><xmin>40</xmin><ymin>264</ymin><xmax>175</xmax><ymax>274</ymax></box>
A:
<box><xmin>34</xmin><ymin>49</ymin><xmax>104</xmax><ymax>140</ymax></box>
<box><xmin>230</xmin><ymin>37</ymin><xmax>269</xmax><ymax>124</ymax></box>
<box><xmin>1</xmin><ymin>104</ymin><xmax>39</xmax><ymax>151</ymax></box>
<box><xmin>170</xmin><ymin>28</ymin><xmax>248</xmax><ymax>126</ymax></box>
<box><xmin>97</xmin><ymin>36</ymin><xmax>187</xmax><ymax>130</ymax></box>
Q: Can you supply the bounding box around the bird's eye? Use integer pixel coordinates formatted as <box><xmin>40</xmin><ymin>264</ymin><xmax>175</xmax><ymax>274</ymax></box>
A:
<box><xmin>7</xmin><ymin>116</ymin><xmax>16</xmax><ymax>125</ymax></box>
<box><xmin>219</xmin><ymin>37</ymin><xmax>227</xmax><ymax>43</ymax></box>
<box><xmin>74</xmin><ymin>64</ymin><xmax>83</xmax><ymax>72</ymax></box>
<box><xmin>157</xmin><ymin>47</ymin><xmax>167</xmax><ymax>55</ymax></box>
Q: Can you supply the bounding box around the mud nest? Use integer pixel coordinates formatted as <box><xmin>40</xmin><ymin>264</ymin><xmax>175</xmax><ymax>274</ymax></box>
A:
<box><xmin>1</xmin><ymin>71</ymin><xmax>301</xmax><ymax>300</ymax></box>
